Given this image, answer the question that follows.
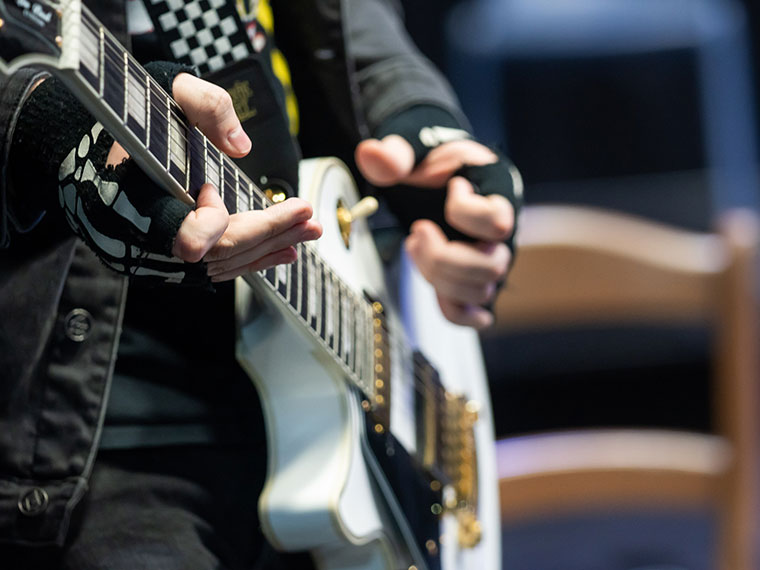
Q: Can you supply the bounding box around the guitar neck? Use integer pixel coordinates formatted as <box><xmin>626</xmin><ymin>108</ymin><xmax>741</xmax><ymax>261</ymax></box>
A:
<box><xmin>56</xmin><ymin>5</ymin><xmax>380</xmax><ymax>400</ymax></box>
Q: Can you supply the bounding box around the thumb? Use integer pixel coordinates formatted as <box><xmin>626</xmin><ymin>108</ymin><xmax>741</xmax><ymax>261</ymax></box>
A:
<box><xmin>355</xmin><ymin>134</ymin><xmax>415</xmax><ymax>186</ymax></box>
<box><xmin>172</xmin><ymin>184</ymin><xmax>229</xmax><ymax>263</ymax></box>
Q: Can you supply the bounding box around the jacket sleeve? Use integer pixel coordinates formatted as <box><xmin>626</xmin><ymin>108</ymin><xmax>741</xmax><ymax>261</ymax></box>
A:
<box><xmin>0</xmin><ymin>68</ymin><xmax>50</xmax><ymax>249</ymax></box>
<box><xmin>343</xmin><ymin>0</ymin><xmax>470</xmax><ymax>134</ymax></box>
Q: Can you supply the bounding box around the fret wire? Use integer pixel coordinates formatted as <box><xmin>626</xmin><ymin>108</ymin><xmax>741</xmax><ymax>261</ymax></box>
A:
<box><xmin>304</xmin><ymin>249</ymin><xmax>312</xmax><ymax>324</ymax></box>
<box><xmin>320</xmin><ymin>262</ymin><xmax>328</xmax><ymax>343</ymax></box>
<box><xmin>276</xmin><ymin>261</ymin><xmax>289</xmax><ymax>301</ymax></box>
<box><xmin>285</xmin><ymin>263</ymin><xmax>292</xmax><ymax>302</ymax></box>
<box><xmin>301</xmin><ymin>247</ymin><xmax>310</xmax><ymax>322</ymax></box>
<box><xmin>203</xmin><ymin>135</ymin><xmax>209</xmax><ymax>185</ymax></box>
<box><xmin>328</xmin><ymin>270</ymin><xmax>336</xmax><ymax>349</ymax></box>
<box><xmin>343</xmin><ymin>286</ymin><xmax>354</xmax><ymax>370</ymax></box>
<box><xmin>290</xmin><ymin>259</ymin><xmax>300</xmax><ymax>310</ymax></box>
<box><xmin>81</xmin><ymin>15</ymin><xmax>265</xmax><ymax>206</ymax></box>
<box><xmin>337</xmin><ymin>278</ymin><xmax>344</xmax><ymax>358</ymax></box>
<box><xmin>122</xmin><ymin>51</ymin><xmax>128</xmax><ymax>123</ymax></box>
<box><xmin>298</xmin><ymin>247</ymin><xmax>304</xmax><ymax>316</ymax></box>
<box><xmin>97</xmin><ymin>34</ymin><xmax>162</xmax><ymax>121</ymax></box>
<box><xmin>98</xmin><ymin>26</ymin><xmax>105</xmax><ymax>96</ymax></box>
<box><xmin>334</xmin><ymin>273</ymin><xmax>342</xmax><ymax>356</ymax></box>
<box><xmin>185</xmin><ymin>126</ymin><xmax>191</xmax><ymax>192</ymax></box>
<box><xmin>234</xmin><ymin>166</ymin><xmax>240</xmax><ymax>207</ymax></box>
<box><xmin>220</xmin><ymin>156</ymin><xmax>226</xmax><ymax>204</ymax></box>
<box><xmin>340</xmin><ymin>283</ymin><xmax>348</xmax><ymax>366</ymax></box>
<box><xmin>81</xmin><ymin>35</ymin><xmax>271</xmax><ymax>213</ymax></box>
<box><xmin>144</xmin><ymin>71</ymin><xmax>151</xmax><ymax>147</ymax></box>
<box><xmin>333</xmin><ymin>277</ymin><xmax>341</xmax><ymax>357</ymax></box>
<box><xmin>341</xmin><ymin>283</ymin><xmax>349</xmax><ymax>365</ymax></box>
<box><xmin>208</xmin><ymin>146</ymin><xmax>222</xmax><ymax>191</ymax></box>
<box><xmin>83</xmin><ymin>12</ymin><xmax>382</xmax><ymax>391</ymax></box>
<box><xmin>315</xmin><ymin>255</ymin><xmax>323</xmax><ymax>338</ymax></box>
<box><xmin>326</xmin><ymin>272</ymin><xmax>334</xmax><ymax>351</ymax></box>
<box><xmin>164</xmin><ymin>93</ymin><xmax>171</xmax><ymax>170</ymax></box>
<box><xmin>352</xmin><ymin>296</ymin><xmax>361</xmax><ymax>379</ymax></box>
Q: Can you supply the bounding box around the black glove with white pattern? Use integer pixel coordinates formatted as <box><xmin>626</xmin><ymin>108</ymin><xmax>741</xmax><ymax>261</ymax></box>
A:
<box><xmin>10</xmin><ymin>62</ymin><xmax>210</xmax><ymax>286</ymax></box>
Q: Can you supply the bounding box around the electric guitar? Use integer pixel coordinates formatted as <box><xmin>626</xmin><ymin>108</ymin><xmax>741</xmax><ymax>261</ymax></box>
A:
<box><xmin>0</xmin><ymin>2</ymin><xmax>501</xmax><ymax>568</ymax></box>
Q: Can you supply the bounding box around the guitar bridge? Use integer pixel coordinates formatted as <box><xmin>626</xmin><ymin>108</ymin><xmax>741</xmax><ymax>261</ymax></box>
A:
<box><xmin>414</xmin><ymin>352</ymin><xmax>483</xmax><ymax>550</ymax></box>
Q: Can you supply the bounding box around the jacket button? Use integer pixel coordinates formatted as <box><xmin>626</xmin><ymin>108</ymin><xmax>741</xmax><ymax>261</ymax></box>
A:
<box><xmin>64</xmin><ymin>308</ymin><xmax>92</xmax><ymax>342</ymax></box>
<box><xmin>18</xmin><ymin>487</ymin><xmax>49</xmax><ymax>516</ymax></box>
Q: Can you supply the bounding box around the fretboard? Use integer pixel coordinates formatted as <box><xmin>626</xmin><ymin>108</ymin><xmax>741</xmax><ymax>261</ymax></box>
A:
<box><xmin>74</xmin><ymin>6</ymin><xmax>377</xmax><ymax>398</ymax></box>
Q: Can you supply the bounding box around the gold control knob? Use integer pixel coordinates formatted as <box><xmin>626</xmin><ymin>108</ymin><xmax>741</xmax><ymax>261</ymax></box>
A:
<box><xmin>337</xmin><ymin>197</ymin><xmax>379</xmax><ymax>247</ymax></box>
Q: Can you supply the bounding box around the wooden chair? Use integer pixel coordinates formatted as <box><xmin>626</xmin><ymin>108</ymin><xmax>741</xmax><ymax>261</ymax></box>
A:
<box><xmin>486</xmin><ymin>205</ymin><xmax>760</xmax><ymax>570</ymax></box>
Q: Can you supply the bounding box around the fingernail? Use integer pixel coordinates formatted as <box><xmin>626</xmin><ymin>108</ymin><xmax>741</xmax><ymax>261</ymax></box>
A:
<box><xmin>228</xmin><ymin>128</ymin><xmax>251</xmax><ymax>154</ymax></box>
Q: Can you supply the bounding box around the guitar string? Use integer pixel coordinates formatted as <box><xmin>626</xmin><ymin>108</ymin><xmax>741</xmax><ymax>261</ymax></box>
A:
<box><xmin>80</xmin><ymin>13</ymin><xmax>449</xmax><ymax>407</ymax></box>
<box><xmin>84</xmin><ymin>35</ymin><xmax>447</xmax><ymax>410</ymax></box>
<box><xmin>80</xmin><ymin>14</ymin><xmax>282</xmax><ymax>196</ymax></box>
<box><xmin>77</xmin><ymin>19</ymin><xmax>403</xmax><ymax>342</ymax></box>
<box><xmin>80</xmin><ymin>18</ymin><xmax>449</xmax><ymax>411</ymax></box>
<box><xmin>288</xmin><ymin>245</ymin><xmax>446</xmax><ymax>405</ymax></box>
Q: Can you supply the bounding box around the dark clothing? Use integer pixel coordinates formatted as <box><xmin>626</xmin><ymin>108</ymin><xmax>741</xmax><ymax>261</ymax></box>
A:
<box><xmin>0</xmin><ymin>0</ymin><xmax>464</xmax><ymax>551</ymax></box>
<box><xmin>5</xmin><ymin>445</ymin><xmax>314</xmax><ymax>570</ymax></box>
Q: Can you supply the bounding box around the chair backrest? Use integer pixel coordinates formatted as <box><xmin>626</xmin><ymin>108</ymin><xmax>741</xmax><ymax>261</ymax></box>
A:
<box><xmin>490</xmin><ymin>205</ymin><xmax>760</xmax><ymax>570</ymax></box>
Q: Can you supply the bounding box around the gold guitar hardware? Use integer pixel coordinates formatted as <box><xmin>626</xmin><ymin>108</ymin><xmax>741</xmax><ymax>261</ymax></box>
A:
<box><xmin>264</xmin><ymin>188</ymin><xmax>287</xmax><ymax>204</ymax></box>
<box><xmin>457</xmin><ymin>512</ymin><xmax>483</xmax><ymax>548</ymax></box>
<box><xmin>336</xmin><ymin>196</ymin><xmax>378</xmax><ymax>247</ymax></box>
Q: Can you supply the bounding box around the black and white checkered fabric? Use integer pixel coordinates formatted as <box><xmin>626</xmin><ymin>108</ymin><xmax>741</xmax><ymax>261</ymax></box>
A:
<box><xmin>146</xmin><ymin>0</ymin><xmax>253</xmax><ymax>74</ymax></box>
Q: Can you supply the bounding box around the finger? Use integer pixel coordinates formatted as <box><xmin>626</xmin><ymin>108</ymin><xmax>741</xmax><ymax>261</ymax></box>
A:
<box><xmin>210</xmin><ymin>247</ymin><xmax>299</xmax><ymax>282</ymax></box>
<box><xmin>107</xmin><ymin>141</ymin><xmax>130</xmax><ymax>167</ymax></box>
<box><xmin>406</xmin><ymin>222</ymin><xmax>497</xmax><ymax>306</ymax></box>
<box><xmin>404</xmin><ymin>219</ymin><xmax>449</xmax><ymax>283</ymax></box>
<box><xmin>437</xmin><ymin>242</ymin><xmax>510</xmax><ymax>287</ymax></box>
<box><xmin>407</xmin><ymin>220</ymin><xmax>509</xmax><ymax>286</ymax></box>
<box><xmin>204</xmin><ymin>197</ymin><xmax>316</xmax><ymax>262</ymax></box>
<box><xmin>207</xmin><ymin>220</ymin><xmax>321</xmax><ymax>277</ymax></box>
<box><xmin>437</xmin><ymin>294</ymin><xmax>494</xmax><ymax>329</ymax></box>
<box><xmin>402</xmin><ymin>139</ymin><xmax>498</xmax><ymax>188</ymax></box>
<box><xmin>172</xmin><ymin>73</ymin><xmax>251</xmax><ymax>158</ymax></box>
<box><xmin>445</xmin><ymin>176</ymin><xmax>515</xmax><ymax>242</ymax></box>
<box><xmin>172</xmin><ymin>184</ymin><xmax>229</xmax><ymax>262</ymax></box>
<box><xmin>355</xmin><ymin>135</ymin><xmax>415</xmax><ymax>186</ymax></box>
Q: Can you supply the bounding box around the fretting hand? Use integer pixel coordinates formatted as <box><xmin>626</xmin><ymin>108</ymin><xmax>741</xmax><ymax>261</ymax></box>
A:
<box><xmin>95</xmin><ymin>67</ymin><xmax>321</xmax><ymax>284</ymax></box>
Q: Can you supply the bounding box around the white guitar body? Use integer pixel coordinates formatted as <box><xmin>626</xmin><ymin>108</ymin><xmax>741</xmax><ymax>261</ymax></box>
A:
<box><xmin>235</xmin><ymin>158</ymin><xmax>501</xmax><ymax>570</ymax></box>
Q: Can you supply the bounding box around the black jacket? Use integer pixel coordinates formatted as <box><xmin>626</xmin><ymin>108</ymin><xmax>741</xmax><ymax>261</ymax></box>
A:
<box><xmin>0</xmin><ymin>0</ymin><xmax>464</xmax><ymax>546</ymax></box>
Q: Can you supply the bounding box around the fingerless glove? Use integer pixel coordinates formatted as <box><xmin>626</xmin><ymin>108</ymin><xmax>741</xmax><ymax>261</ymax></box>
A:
<box><xmin>10</xmin><ymin>61</ymin><xmax>210</xmax><ymax>286</ymax></box>
<box><xmin>375</xmin><ymin>105</ymin><xmax>523</xmax><ymax>252</ymax></box>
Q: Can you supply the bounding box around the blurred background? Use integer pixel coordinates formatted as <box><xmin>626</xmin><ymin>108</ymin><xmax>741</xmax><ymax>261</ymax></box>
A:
<box><xmin>398</xmin><ymin>0</ymin><xmax>760</xmax><ymax>568</ymax></box>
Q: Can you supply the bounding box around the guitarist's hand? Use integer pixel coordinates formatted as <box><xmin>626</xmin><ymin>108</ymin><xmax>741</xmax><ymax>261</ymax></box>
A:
<box><xmin>108</xmin><ymin>72</ymin><xmax>322</xmax><ymax>282</ymax></box>
<box><xmin>356</xmin><ymin>111</ymin><xmax>520</xmax><ymax>329</ymax></box>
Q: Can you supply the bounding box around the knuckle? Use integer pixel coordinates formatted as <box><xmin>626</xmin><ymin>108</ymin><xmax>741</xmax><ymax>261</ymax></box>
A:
<box><xmin>438</xmin><ymin>301</ymin><xmax>458</xmax><ymax>323</ymax></box>
<box><xmin>474</xmin><ymin>286</ymin><xmax>493</xmax><ymax>305</ymax></box>
<box><xmin>486</xmin><ymin>263</ymin><xmax>505</xmax><ymax>283</ymax></box>
<box><xmin>203</xmin><ymin>86</ymin><xmax>234</xmax><ymax>119</ymax></box>
<box><xmin>175</xmin><ymin>237</ymin><xmax>206</xmax><ymax>263</ymax></box>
